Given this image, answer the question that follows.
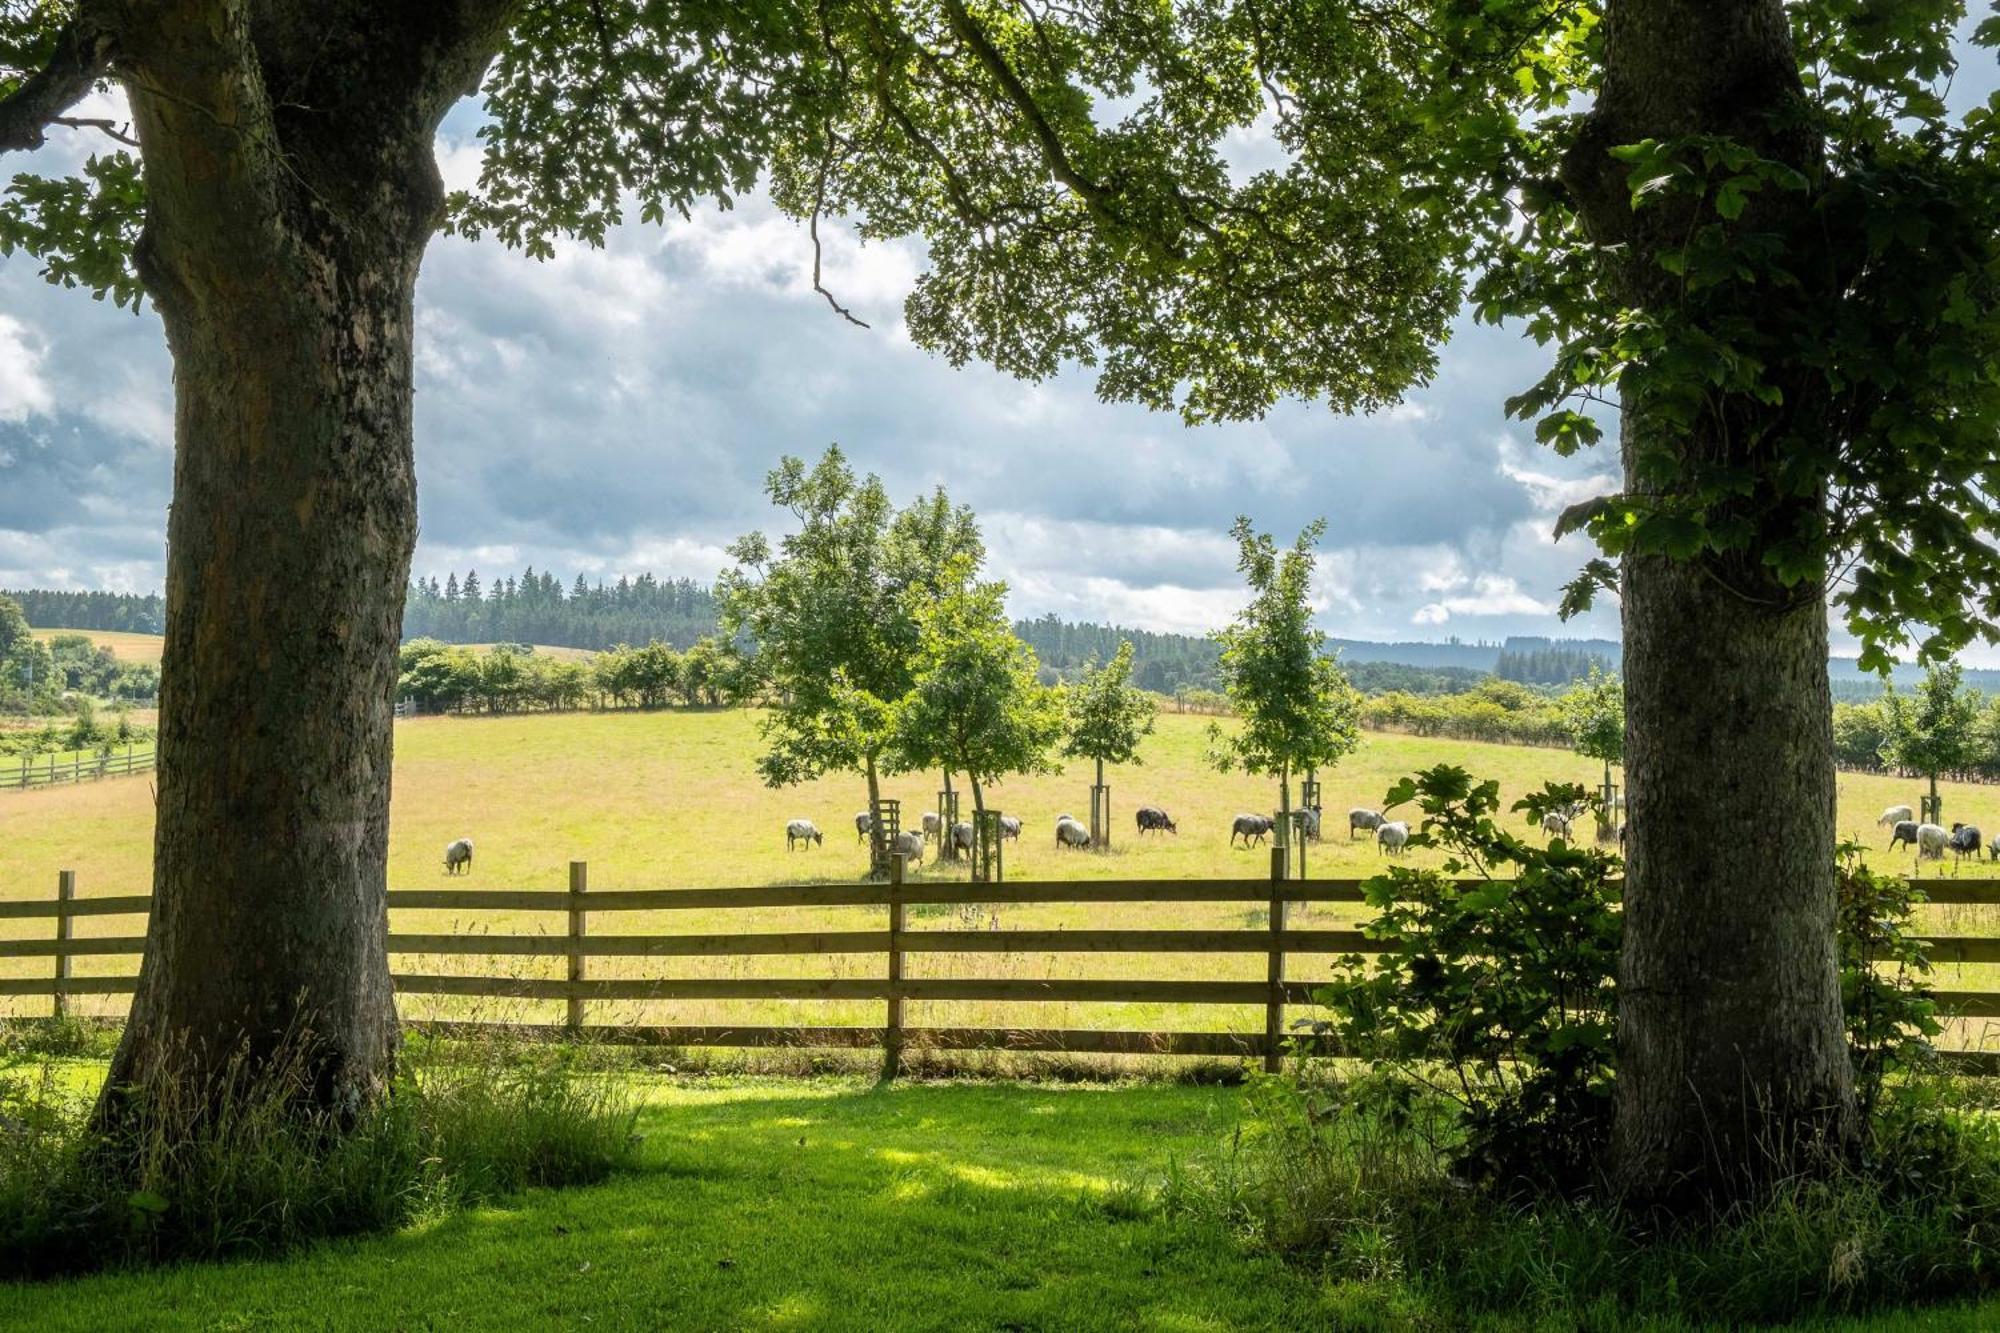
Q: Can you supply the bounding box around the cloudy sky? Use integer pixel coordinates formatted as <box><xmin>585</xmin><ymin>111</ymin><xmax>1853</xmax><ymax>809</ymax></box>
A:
<box><xmin>1</xmin><ymin>36</ymin><xmax>1992</xmax><ymax>648</ymax></box>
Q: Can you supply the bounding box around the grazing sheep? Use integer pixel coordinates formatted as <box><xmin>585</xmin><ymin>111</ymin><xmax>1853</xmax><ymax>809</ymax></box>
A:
<box><xmin>1915</xmin><ymin>823</ymin><xmax>1949</xmax><ymax>863</ymax></box>
<box><xmin>921</xmin><ymin>811</ymin><xmax>943</xmax><ymax>842</ymax></box>
<box><xmin>855</xmin><ymin>811</ymin><xmax>873</xmax><ymax>842</ymax></box>
<box><xmin>1878</xmin><ymin>804</ymin><xmax>1915</xmax><ymax>828</ymax></box>
<box><xmin>999</xmin><ymin>816</ymin><xmax>1023</xmax><ymax>841</ymax></box>
<box><xmin>891</xmin><ymin>830</ymin><xmax>926</xmax><ymax>866</ymax></box>
<box><xmin>443</xmin><ymin>838</ymin><xmax>473</xmax><ymax>876</ymax></box>
<box><xmin>1297</xmin><ymin>806</ymin><xmax>1322</xmax><ymax>841</ymax></box>
<box><xmin>1887</xmin><ymin>819</ymin><xmax>1919</xmax><ymax>852</ymax></box>
<box><xmin>1541</xmin><ymin>810</ymin><xmax>1573</xmax><ymax>840</ymax></box>
<box><xmin>1135</xmin><ymin>806</ymin><xmax>1178</xmax><ymax>835</ymax></box>
<box><xmin>785</xmin><ymin>819</ymin><xmax>823</xmax><ymax>851</ymax></box>
<box><xmin>950</xmin><ymin>820</ymin><xmax>975</xmax><ymax>853</ymax></box>
<box><xmin>1230</xmin><ymin>813</ymin><xmax>1274</xmax><ymax>847</ymax></box>
<box><xmin>1950</xmin><ymin>822</ymin><xmax>1984</xmax><ymax>867</ymax></box>
<box><xmin>1348</xmin><ymin>808</ymin><xmax>1384</xmax><ymax>839</ymax></box>
<box><xmin>1055</xmin><ymin>816</ymin><xmax>1092</xmax><ymax>849</ymax></box>
<box><xmin>1376</xmin><ymin>821</ymin><xmax>1410</xmax><ymax>856</ymax></box>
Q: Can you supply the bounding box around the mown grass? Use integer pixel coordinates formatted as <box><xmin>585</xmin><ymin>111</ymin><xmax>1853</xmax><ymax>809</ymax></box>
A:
<box><xmin>1</xmin><ymin>1067</ymin><xmax>1994</xmax><ymax>1331</ymax></box>
<box><xmin>7</xmin><ymin>710</ymin><xmax>2000</xmax><ymax>1044</ymax></box>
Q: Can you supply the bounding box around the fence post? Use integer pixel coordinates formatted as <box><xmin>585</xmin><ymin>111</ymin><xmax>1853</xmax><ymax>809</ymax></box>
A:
<box><xmin>567</xmin><ymin>860</ymin><xmax>588</xmax><ymax>1033</ymax></box>
<box><xmin>884</xmin><ymin>851</ymin><xmax>906</xmax><ymax>1078</ymax></box>
<box><xmin>1265</xmin><ymin>847</ymin><xmax>1286</xmax><ymax>1073</ymax></box>
<box><xmin>53</xmin><ymin>870</ymin><xmax>75</xmax><ymax>1021</ymax></box>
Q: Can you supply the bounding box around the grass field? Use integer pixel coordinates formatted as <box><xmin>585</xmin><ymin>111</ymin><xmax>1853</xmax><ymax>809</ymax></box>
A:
<box><xmin>27</xmin><ymin>627</ymin><xmax>165</xmax><ymax>663</ymax></box>
<box><xmin>6</xmin><ymin>710</ymin><xmax>2000</xmax><ymax>1046</ymax></box>
<box><xmin>0</xmin><ymin>1066</ymin><xmax>1990</xmax><ymax>1333</ymax></box>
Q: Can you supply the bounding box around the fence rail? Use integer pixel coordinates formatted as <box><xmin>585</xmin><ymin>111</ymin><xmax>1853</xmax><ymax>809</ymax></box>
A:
<box><xmin>12</xmin><ymin>860</ymin><xmax>2000</xmax><ymax>1074</ymax></box>
<box><xmin>0</xmin><ymin>744</ymin><xmax>155</xmax><ymax>791</ymax></box>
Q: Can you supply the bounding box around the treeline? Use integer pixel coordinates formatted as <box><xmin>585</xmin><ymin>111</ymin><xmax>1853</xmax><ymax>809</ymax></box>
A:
<box><xmin>1493</xmin><ymin>645</ymin><xmax>1611</xmax><ymax>687</ymax></box>
<box><xmin>1</xmin><ymin>588</ymin><xmax>164</xmax><ymax>633</ymax></box>
<box><xmin>1832</xmin><ymin>693</ymin><xmax>2000</xmax><ymax>781</ymax></box>
<box><xmin>397</xmin><ymin>637</ymin><xmax>757</xmax><ymax>715</ymax></box>
<box><xmin>1013</xmin><ymin>613</ymin><xmax>1224</xmax><ymax>692</ymax></box>
<box><xmin>402</xmin><ymin>569</ymin><xmax>721</xmax><ymax>650</ymax></box>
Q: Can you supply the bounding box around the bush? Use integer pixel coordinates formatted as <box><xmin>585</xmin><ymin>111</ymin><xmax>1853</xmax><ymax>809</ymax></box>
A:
<box><xmin>0</xmin><ymin>1030</ymin><xmax>637</xmax><ymax>1277</ymax></box>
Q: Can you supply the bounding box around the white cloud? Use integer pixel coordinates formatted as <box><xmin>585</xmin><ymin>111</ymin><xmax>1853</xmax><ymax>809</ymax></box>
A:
<box><xmin>0</xmin><ymin>316</ymin><xmax>54</xmax><ymax>422</ymax></box>
<box><xmin>1412</xmin><ymin>574</ymin><xmax>1555</xmax><ymax>626</ymax></box>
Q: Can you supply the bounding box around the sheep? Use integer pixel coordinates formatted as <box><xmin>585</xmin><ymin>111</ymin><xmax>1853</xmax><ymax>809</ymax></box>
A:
<box><xmin>921</xmin><ymin>811</ymin><xmax>943</xmax><ymax>842</ymax></box>
<box><xmin>1297</xmin><ymin>806</ymin><xmax>1322</xmax><ymax>842</ymax></box>
<box><xmin>1915</xmin><ymin>823</ymin><xmax>1949</xmax><ymax>864</ymax></box>
<box><xmin>1877</xmin><ymin>805</ymin><xmax>1915</xmax><ymax>828</ymax></box>
<box><xmin>854</xmin><ymin>811</ymin><xmax>873</xmax><ymax>842</ymax></box>
<box><xmin>1541</xmin><ymin>810</ymin><xmax>1573</xmax><ymax>840</ymax></box>
<box><xmin>1348</xmin><ymin>808</ymin><xmax>1384</xmax><ymax>839</ymax></box>
<box><xmin>950</xmin><ymin>820</ymin><xmax>975</xmax><ymax>853</ymax></box>
<box><xmin>999</xmin><ymin>816</ymin><xmax>1023</xmax><ymax>841</ymax></box>
<box><xmin>1230</xmin><ymin>813</ymin><xmax>1274</xmax><ymax>847</ymax></box>
<box><xmin>442</xmin><ymin>838</ymin><xmax>473</xmax><ymax>876</ymax></box>
<box><xmin>785</xmin><ymin>819</ymin><xmax>823</xmax><ymax>851</ymax></box>
<box><xmin>1887</xmin><ymin>819</ymin><xmax>1919</xmax><ymax>852</ymax></box>
<box><xmin>1055</xmin><ymin>816</ymin><xmax>1092</xmax><ymax>849</ymax></box>
<box><xmin>1376</xmin><ymin>821</ymin><xmax>1410</xmax><ymax>856</ymax></box>
<box><xmin>1950</xmin><ymin>822</ymin><xmax>1983</xmax><ymax>867</ymax></box>
<box><xmin>1135</xmin><ymin>806</ymin><xmax>1177</xmax><ymax>835</ymax></box>
<box><xmin>891</xmin><ymin>829</ymin><xmax>927</xmax><ymax>866</ymax></box>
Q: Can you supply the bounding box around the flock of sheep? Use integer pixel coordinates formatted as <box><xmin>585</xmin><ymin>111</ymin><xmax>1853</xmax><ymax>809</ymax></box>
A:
<box><xmin>1879</xmin><ymin>805</ymin><xmax>1994</xmax><ymax>869</ymax></box>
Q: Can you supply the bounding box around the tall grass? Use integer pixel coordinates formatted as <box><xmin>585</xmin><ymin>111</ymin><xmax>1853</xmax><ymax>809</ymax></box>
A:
<box><xmin>0</xmin><ymin>1029</ymin><xmax>637</xmax><ymax>1278</ymax></box>
<box><xmin>1164</xmin><ymin>1068</ymin><xmax>2000</xmax><ymax>1324</ymax></box>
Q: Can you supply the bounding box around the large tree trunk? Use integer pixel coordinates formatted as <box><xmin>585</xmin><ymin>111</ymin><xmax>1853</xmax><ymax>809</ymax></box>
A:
<box><xmin>97</xmin><ymin>5</ymin><xmax>507</xmax><ymax>1123</ymax></box>
<box><xmin>1565</xmin><ymin>0</ymin><xmax>1855</xmax><ymax>1202</ymax></box>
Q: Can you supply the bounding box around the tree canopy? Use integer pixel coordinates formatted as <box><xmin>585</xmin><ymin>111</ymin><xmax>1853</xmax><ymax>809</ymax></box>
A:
<box><xmin>1882</xmin><ymin>662</ymin><xmax>1982</xmax><ymax>793</ymax></box>
<box><xmin>1061</xmin><ymin>641</ymin><xmax>1154</xmax><ymax>773</ymax></box>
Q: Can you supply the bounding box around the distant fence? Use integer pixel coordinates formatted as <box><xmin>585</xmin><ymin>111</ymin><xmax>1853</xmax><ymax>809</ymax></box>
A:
<box><xmin>9</xmin><ymin>860</ymin><xmax>2000</xmax><ymax>1075</ymax></box>
<box><xmin>0</xmin><ymin>743</ymin><xmax>155</xmax><ymax>792</ymax></box>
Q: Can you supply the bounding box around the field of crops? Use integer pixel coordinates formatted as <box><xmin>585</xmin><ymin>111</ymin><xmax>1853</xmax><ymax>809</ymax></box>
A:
<box><xmin>6</xmin><ymin>709</ymin><xmax>2000</xmax><ymax>1044</ymax></box>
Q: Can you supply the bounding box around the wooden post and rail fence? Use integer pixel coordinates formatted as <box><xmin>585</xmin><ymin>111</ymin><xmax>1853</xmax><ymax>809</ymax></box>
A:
<box><xmin>10</xmin><ymin>864</ymin><xmax>2000</xmax><ymax>1075</ymax></box>
<box><xmin>0</xmin><ymin>743</ymin><xmax>155</xmax><ymax>791</ymax></box>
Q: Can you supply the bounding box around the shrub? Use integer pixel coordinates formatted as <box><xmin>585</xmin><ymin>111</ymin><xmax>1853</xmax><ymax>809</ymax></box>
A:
<box><xmin>0</xmin><ymin>1030</ymin><xmax>637</xmax><ymax>1277</ymax></box>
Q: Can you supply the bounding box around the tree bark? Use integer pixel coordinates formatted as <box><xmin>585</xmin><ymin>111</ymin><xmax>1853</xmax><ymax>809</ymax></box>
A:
<box><xmin>96</xmin><ymin>2</ymin><xmax>511</xmax><ymax>1123</ymax></box>
<box><xmin>1563</xmin><ymin>0</ymin><xmax>1855</xmax><ymax>1202</ymax></box>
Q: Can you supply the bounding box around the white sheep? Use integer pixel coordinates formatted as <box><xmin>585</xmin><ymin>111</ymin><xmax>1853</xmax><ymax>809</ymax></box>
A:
<box><xmin>785</xmin><ymin>819</ymin><xmax>823</xmax><ymax>850</ymax></box>
<box><xmin>891</xmin><ymin>829</ymin><xmax>926</xmax><ymax>866</ymax></box>
<box><xmin>854</xmin><ymin>810</ymin><xmax>873</xmax><ymax>842</ymax></box>
<box><xmin>1915</xmin><ymin>822</ymin><xmax>1949</xmax><ymax>866</ymax></box>
<box><xmin>1376</xmin><ymin>821</ymin><xmax>1410</xmax><ymax>856</ymax></box>
<box><xmin>1297</xmin><ymin>806</ymin><xmax>1322</xmax><ymax>841</ymax></box>
<box><xmin>950</xmin><ymin>820</ymin><xmax>975</xmax><ymax>853</ymax></box>
<box><xmin>1877</xmin><ymin>804</ymin><xmax>1915</xmax><ymax>828</ymax></box>
<box><xmin>1541</xmin><ymin>810</ymin><xmax>1573</xmax><ymax>840</ymax></box>
<box><xmin>1348</xmin><ymin>808</ymin><xmax>1383</xmax><ymax>839</ymax></box>
<box><xmin>921</xmin><ymin>810</ymin><xmax>943</xmax><ymax>842</ymax></box>
<box><xmin>443</xmin><ymin>838</ymin><xmax>473</xmax><ymax>875</ymax></box>
<box><xmin>999</xmin><ymin>815</ymin><xmax>1023</xmax><ymax>840</ymax></box>
<box><xmin>1230</xmin><ymin>814</ymin><xmax>1274</xmax><ymax>847</ymax></box>
<box><xmin>1055</xmin><ymin>816</ymin><xmax>1091</xmax><ymax>849</ymax></box>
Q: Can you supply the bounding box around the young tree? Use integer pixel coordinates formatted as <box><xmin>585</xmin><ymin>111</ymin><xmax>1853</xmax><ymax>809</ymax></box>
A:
<box><xmin>1881</xmin><ymin>664</ymin><xmax>1982</xmax><ymax>824</ymax></box>
<box><xmin>1557</xmin><ymin>666</ymin><xmax>1625</xmax><ymax>835</ymax></box>
<box><xmin>892</xmin><ymin>561</ymin><xmax>1064</xmax><ymax>826</ymax></box>
<box><xmin>1208</xmin><ymin>519</ymin><xmax>1362</xmax><ymax>845</ymax></box>
<box><xmin>1061</xmin><ymin>641</ymin><xmax>1156</xmax><ymax>846</ymax></box>
<box><xmin>720</xmin><ymin>448</ymin><xmax>979</xmax><ymax>872</ymax></box>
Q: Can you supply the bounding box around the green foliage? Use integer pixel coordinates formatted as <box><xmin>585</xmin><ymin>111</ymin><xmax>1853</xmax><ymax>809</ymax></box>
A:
<box><xmin>1060</xmin><ymin>641</ymin><xmax>1154</xmax><ymax>771</ymax></box>
<box><xmin>1882</xmin><ymin>662</ymin><xmax>1982</xmax><ymax>786</ymax></box>
<box><xmin>0</xmin><ymin>1030</ymin><xmax>637</xmax><ymax>1278</ymax></box>
<box><xmin>719</xmin><ymin>446</ymin><xmax>979</xmax><ymax>796</ymax></box>
<box><xmin>891</xmin><ymin>560</ymin><xmax>1064</xmax><ymax>809</ymax></box>
<box><xmin>1315</xmin><ymin>765</ymin><xmax>1621</xmax><ymax>1194</ymax></box>
<box><xmin>1208</xmin><ymin>518</ymin><xmax>1361</xmax><ymax>794</ymax></box>
<box><xmin>1556</xmin><ymin>664</ymin><xmax>1624</xmax><ymax>772</ymax></box>
<box><xmin>1837</xmin><ymin>847</ymin><xmax>1943</xmax><ymax>1118</ymax></box>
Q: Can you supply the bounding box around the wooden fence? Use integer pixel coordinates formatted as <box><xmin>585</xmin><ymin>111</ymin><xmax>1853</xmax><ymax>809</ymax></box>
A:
<box><xmin>0</xmin><ymin>743</ymin><xmax>155</xmax><ymax>791</ymax></box>
<box><xmin>8</xmin><ymin>858</ymin><xmax>2000</xmax><ymax>1074</ymax></box>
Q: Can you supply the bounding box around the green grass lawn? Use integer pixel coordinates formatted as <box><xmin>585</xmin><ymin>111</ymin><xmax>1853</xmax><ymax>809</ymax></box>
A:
<box><xmin>0</xmin><ymin>1069</ymin><xmax>1993</xmax><ymax>1332</ymax></box>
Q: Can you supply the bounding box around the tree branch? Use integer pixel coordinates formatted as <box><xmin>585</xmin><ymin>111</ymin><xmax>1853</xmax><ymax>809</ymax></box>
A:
<box><xmin>49</xmin><ymin>114</ymin><xmax>138</xmax><ymax>147</ymax></box>
<box><xmin>0</xmin><ymin>16</ymin><xmax>114</xmax><ymax>154</ymax></box>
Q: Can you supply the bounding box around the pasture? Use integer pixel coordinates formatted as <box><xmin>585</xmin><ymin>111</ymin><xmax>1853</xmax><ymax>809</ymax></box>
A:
<box><xmin>27</xmin><ymin>627</ymin><xmax>164</xmax><ymax>664</ymax></box>
<box><xmin>6</xmin><ymin>709</ymin><xmax>2000</xmax><ymax>1046</ymax></box>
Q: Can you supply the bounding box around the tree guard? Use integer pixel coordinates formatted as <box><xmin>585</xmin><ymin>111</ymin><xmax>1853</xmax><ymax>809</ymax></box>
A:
<box><xmin>936</xmin><ymin>788</ymin><xmax>961</xmax><ymax>861</ymax></box>
<box><xmin>872</xmin><ymin>798</ymin><xmax>902</xmax><ymax>879</ymax></box>
<box><xmin>1598</xmin><ymin>778</ymin><xmax>1621</xmax><ymax>843</ymax></box>
<box><xmin>973</xmin><ymin>809</ymin><xmax>1004</xmax><ymax>884</ymax></box>
<box><xmin>1090</xmin><ymin>784</ymin><xmax>1111</xmax><ymax>852</ymax></box>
